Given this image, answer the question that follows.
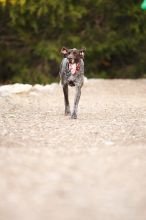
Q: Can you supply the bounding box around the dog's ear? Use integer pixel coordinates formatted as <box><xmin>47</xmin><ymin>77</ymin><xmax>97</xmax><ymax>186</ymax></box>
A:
<box><xmin>60</xmin><ymin>47</ymin><xmax>68</xmax><ymax>55</ymax></box>
<box><xmin>79</xmin><ymin>48</ymin><xmax>86</xmax><ymax>59</ymax></box>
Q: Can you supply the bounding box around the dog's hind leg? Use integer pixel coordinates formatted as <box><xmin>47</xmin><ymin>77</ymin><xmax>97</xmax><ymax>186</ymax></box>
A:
<box><xmin>63</xmin><ymin>84</ymin><xmax>71</xmax><ymax>115</ymax></box>
<box><xmin>71</xmin><ymin>85</ymin><xmax>81</xmax><ymax>119</ymax></box>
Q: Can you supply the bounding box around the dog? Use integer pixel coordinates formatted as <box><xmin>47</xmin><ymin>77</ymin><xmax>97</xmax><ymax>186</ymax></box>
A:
<box><xmin>59</xmin><ymin>47</ymin><xmax>85</xmax><ymax>119</ymax></box>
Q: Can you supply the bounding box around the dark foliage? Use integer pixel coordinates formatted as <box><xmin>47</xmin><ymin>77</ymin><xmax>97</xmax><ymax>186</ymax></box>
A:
<box><xmin>0</xmin><ymin>0</ymin><xmax>146</xmax><ymax>83</ymax></box>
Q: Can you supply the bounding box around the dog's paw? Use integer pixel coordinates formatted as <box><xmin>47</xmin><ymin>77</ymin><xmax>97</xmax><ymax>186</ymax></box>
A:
<box><xmin>65</xmin><ymin>112</ymin><xmax>71</xmax><ymax>116</ymax></box>
<box><xmin>71</xmin><ymin>113</ymin><xmax>77</xmax><ymax>119</ymax></box>
<box><xmin>65</xmin><ymin>109</ymin><xmax>71</xmax><ymax>116</ymax></box>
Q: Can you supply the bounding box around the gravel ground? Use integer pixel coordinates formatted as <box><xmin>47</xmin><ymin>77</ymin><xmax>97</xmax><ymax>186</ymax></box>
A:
<box><xmin>0</xmin><ymin>79</ymin><xmax>146</xmax><ymax>220</ymax></box>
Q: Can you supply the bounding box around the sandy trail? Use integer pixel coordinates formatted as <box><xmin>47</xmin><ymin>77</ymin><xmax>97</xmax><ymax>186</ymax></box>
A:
<box><xmin>0</xmin><ymin>79</ymin><xmax>146</xmax><ymax>220</ymax></box>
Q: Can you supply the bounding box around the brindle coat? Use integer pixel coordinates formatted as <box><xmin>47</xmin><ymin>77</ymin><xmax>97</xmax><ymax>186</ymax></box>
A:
<box><xmin>59</xmin><ymin>47</ymin><xmax>85</xmax><ymax>119</ymax></box>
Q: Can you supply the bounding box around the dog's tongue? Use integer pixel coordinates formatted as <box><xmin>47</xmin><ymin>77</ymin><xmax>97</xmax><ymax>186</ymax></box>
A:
<box><xmin>69</xmin><ymin>63</ymin><xmax>76</xmax><ymax>75</ymax></box>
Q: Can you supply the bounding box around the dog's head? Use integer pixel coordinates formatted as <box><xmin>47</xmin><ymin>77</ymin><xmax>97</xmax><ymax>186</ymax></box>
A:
<box><xmin>61</xmin><ymin>47</ymin><xmax>85</xmax><ymax>64</ymax></box>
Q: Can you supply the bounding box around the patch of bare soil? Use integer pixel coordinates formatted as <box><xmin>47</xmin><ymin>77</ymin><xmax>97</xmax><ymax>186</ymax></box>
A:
<box><xmin>0</xmin><ymin>79</ymin><xmax>146</xmax><ymax>220</ymax></box>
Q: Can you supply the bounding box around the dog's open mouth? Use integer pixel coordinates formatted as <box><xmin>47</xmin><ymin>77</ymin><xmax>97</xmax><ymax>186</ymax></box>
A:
<box><xmin>69</xmin><ymin>63</ymin><xmax>77</xmax><ymax>75</ymax></box>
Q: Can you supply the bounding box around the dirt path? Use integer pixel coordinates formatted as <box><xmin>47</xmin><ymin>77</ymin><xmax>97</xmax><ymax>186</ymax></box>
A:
<box><xmin>0</xmin><ymin>79</ymin><xmax>146</xmax><ymax>220</ymax></box>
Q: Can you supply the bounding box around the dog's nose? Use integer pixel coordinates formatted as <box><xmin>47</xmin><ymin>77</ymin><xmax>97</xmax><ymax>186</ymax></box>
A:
<box><xmin>68</xmin><ymin>58</ymin><xmax>75</xmax><ymax>64</ymax></box>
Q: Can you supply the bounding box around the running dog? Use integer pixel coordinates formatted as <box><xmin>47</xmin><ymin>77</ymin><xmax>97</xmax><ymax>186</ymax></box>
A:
<box><xmin>59</xmin><ymin>47</ymin><xmax>85</xmax><ymax>119</ymax></box>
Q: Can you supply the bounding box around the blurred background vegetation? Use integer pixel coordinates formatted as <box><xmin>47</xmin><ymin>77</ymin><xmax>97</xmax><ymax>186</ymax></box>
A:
<box><xmin>0</xmin><ymin>0</ymin><xmax>146</xmax><ymax>84</ymax></box>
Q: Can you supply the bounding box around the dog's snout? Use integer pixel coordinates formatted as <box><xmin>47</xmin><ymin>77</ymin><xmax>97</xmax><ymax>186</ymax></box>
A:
<box><xmin>68</xmin><ymin>58</ymin><xmax>75</xmax><ymax>64</ymax></box>
<box><xmin>68</xmin><ymin>54</ymin><xmax>75</xmax><ymax>59</ymax></box>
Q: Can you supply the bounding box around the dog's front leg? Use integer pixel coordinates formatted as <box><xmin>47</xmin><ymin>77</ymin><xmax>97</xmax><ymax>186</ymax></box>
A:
<box><xmin>63</xmin><ymin>84</ymin><xmax>71</xmax><ymax>115</ymax></box>
<box><xmin>71</xmin><ymin>85</ymin><xmax>81</xmax><ymax>119</ymax></box>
